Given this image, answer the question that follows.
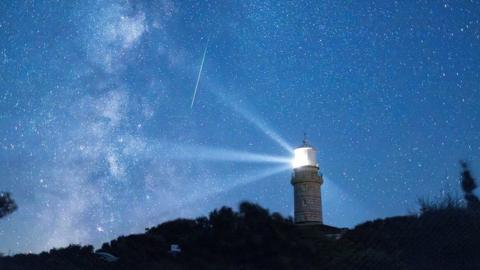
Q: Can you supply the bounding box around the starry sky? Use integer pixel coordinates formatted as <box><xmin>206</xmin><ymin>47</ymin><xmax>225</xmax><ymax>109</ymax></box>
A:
<box><xmin>1</xmin><ymin>0</ymin><xmax>479</xmax><ymax>254</ymax></box>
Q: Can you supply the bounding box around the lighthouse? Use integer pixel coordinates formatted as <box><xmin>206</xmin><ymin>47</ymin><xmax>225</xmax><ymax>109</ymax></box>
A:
<box><xmin>291</xmin><ymin>138</ymin><xmax>323</xmax><ymax>224</ymax></box>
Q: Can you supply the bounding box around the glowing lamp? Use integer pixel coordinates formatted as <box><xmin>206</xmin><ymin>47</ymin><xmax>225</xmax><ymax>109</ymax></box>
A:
<box><xmin>291</xmin><ymin>146</ymin><xmax>317</xmax><ymax>168</ymax></box>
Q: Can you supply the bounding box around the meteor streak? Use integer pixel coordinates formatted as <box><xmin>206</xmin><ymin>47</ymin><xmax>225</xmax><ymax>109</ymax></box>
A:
<box><xmin>191</xmin><ymin>37</ymin><xmax>209</xmax><ymax>108</ymax></box>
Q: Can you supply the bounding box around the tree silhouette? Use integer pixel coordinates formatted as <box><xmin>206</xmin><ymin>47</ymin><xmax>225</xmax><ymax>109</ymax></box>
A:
<box><xmin>460</xmin><ymin>162</ymin><xmax>480</xmax><ymax>210</ymax></box>
<box><xmin>0</xmin><ymin>192</ymin><xmax>17</xmax><ymax>219</ymax></box>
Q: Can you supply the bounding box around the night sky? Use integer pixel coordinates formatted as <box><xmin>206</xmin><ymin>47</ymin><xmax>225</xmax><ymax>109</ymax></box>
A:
<box><xmin>1</xmin><ymin>0</ymin><xmax>479</xmax><ymax>254</ymax></box>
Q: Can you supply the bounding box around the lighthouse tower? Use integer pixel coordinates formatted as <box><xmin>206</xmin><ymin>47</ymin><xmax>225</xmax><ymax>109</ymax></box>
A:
<box><xmin>291</xmin><ymin>138</ymin><xmax>323</xmax><ymax>224</ymax></box>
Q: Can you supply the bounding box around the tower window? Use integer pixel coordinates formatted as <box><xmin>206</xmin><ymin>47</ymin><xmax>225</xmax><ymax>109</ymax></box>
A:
<box><xmin>303</xmin><ymin>199</ymin><xmax>307</xmax><ymax>206</ymax></box>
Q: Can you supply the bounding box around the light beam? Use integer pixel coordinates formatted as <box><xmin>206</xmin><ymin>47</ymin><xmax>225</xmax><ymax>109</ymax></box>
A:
<box><xmin>209</xmin><ymin>164</ymin><xmax>291</xmax><ymax>196</ymax></box>
<box><xmin>211</xmin><ymin>90</ymin><xmax>293</xmax><ymax>153</ymax></box>
<box><xmin>150</xmin><ymin>164</ymin><xmax>291</xmax><ymax>220</ymax></box>
<box><xmin>151</xmin><ymin>141</ymin><xmax>291</xmax><ymax>164</ymax></box>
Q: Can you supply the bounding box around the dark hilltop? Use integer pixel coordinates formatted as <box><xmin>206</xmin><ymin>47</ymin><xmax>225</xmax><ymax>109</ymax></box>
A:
<box><xmin>1</xmin><ymin>164</ymin><xmax>480</xmax><ymax>270</ymax></box>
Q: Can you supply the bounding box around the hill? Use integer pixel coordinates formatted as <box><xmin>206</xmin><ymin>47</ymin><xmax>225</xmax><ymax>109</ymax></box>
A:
<box><xmin>1</xmin><ymin>200</ymin><xmax>480</xmax><ymax>270</ymax></box>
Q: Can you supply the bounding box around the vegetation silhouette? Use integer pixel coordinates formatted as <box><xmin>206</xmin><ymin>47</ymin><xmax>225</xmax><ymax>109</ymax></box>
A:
<box><xmin>1</xmin><ymin>165</ymin><xmax>479</xmax><ymax>269</ymax></box>
<box><xmin>0</xmin><ymin>192</ymin><xmax>17</xmax><ymax>219</ymax></box>
<box><xmin>461</xmin><ymin>161</ymin><xmax>480</xmax><ymax>210</ymax></box>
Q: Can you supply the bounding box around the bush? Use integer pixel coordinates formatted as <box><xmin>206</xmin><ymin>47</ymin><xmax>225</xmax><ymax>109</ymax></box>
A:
<box><xmin>0</xmin><ymin>192</ymin><xmax>17</xmax><ymax>219</ymax></box>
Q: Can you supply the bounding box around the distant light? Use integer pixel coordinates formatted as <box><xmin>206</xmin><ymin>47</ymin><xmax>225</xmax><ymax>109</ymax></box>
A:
<box><xmin>291</xmin><ymin>147</ymin><xmax>317</xmax><ymax>168</ymax></box>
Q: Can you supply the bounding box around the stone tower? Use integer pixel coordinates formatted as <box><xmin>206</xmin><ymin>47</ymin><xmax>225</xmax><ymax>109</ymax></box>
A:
<box><xmin>291</xmin><ymin>139</ymin><xmax>323</xmax><ymax>224</ymax></box>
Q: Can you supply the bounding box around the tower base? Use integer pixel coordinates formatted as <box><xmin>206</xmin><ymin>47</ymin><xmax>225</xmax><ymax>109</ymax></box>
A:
<box><xmin>294</xmin><ymin>223</ymin><xmax>347</xmax><ymax>240</ymax></box>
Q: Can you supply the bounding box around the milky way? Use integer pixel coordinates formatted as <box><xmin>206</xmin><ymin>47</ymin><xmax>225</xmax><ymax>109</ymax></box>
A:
<box><xmin>0</xmin><ymin>1</ymin><xmax>479</xmax><ymax>253</ymax></box>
